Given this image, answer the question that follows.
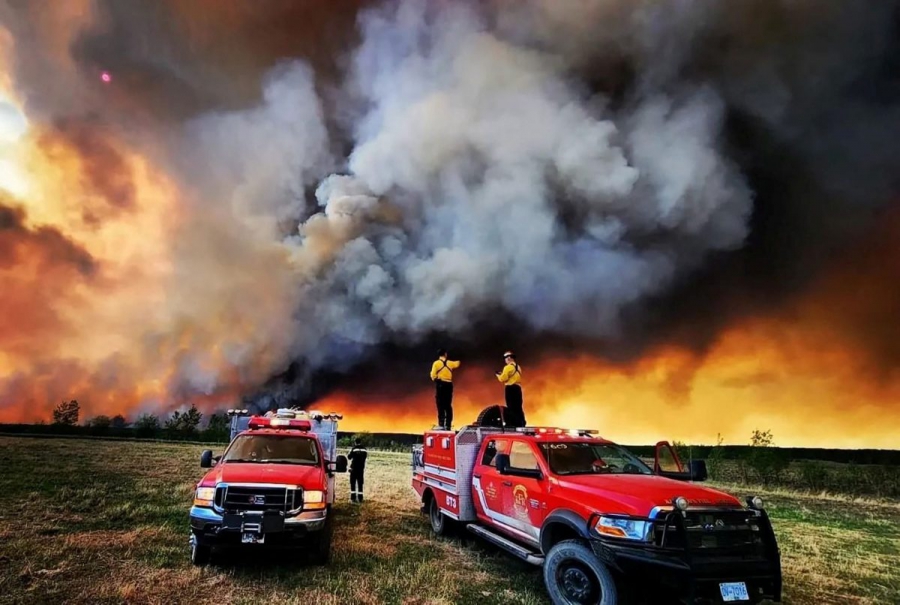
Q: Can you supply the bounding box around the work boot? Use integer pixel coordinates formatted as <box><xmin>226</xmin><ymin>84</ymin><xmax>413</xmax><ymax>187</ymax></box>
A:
<box><xmin>358</xmin><ymin>494</ymin><xmax>364</xmax><ymax>503</ymax></box>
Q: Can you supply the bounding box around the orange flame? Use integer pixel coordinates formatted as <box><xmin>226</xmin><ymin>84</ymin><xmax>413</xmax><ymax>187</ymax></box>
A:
<box><xmin>321</xmin><ymin>314</ymin><xmax>900</xmax><ymax>449</ymax></box>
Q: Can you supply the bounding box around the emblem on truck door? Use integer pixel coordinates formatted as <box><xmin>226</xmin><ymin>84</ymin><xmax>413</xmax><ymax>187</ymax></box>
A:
<box><xmin>513</xmin><ymin>485</ymin><xmax>530</xmax><ymax>520</ymax></box>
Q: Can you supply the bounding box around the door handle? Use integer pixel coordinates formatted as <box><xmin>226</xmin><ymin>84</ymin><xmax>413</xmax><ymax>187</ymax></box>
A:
<box><xmin>502</xmin><ymin>481</ymin><xmax>512</xmax><ymax>487</ymax></box>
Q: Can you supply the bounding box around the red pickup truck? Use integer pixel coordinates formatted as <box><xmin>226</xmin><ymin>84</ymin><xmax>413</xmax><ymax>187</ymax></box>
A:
<box><xmin>411</xmin><ymin>408</ymin><xmax>782</xmax><ymax>604</ymax></box>
<box><xmin>189</xmin><ymin>410</ymin><xmax>347</xmax><ymax>565</ymax></box>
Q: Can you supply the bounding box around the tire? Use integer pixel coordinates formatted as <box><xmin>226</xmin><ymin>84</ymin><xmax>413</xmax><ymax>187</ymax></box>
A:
<box><xmin>429</xmin><ymin>495</ymin><xmax>454</xmax><ymax>537</ymax></box>
<box><xmin>309</xmin><ymin>517</ymin><xmax>334</xmax><ymax>565</ymax></box>
<box><xmin>190</xmin><ymin>537</ymin><xmax>212</xmax><ymax>566</ymax></box>
<box><xmin>543</xmin><ymin>540</ymin><xmax>617</xmax><ymax>605</ymax></box>
<box><xmin>475</xmin><ymin>404</ymin><xmax>507</xmax><ymax>428</ymax></box>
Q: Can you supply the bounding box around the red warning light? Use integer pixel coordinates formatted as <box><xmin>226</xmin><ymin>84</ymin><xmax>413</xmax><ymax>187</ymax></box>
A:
<box><xmin>100</xmin><ymin>71</ymin><xmax>112</xmax><ymax>83</ymax></box>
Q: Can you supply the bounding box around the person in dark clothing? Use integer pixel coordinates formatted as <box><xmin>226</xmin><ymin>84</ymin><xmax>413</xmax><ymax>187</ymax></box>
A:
<box><xmin>347</xmin><ymin>439</ymin><xmax>368</xmax><ymax>503</ymax></box>
<box><xmin>496</xmin><ymin>350</ymin><xmax>526</xmax><ymax>428</ymax></box>
<box><xmin>430</xmin><ymin>348</ymin><xmax>461</xmax><ymax>430</ymax></box>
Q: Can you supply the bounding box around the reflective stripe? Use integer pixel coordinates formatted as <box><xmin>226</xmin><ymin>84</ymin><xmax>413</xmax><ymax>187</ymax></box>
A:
<box><xmin>424</xmin><ymin>464</ymin><xmax>457</xmax><ymax>480</ymax></box>
<box><xmin>419</xmin><ymin>475</ymin><xmax>459</xmax><ymax>496</ymax></box>
<box><xmin>472</xmin><ymin>477</ymin><xmax>539</xmax><ymax>543</ymax></box>
<box><xmin>424</xmin><ymin>472</ymin><xmax>456</xmax><ymax>485</ymax></box>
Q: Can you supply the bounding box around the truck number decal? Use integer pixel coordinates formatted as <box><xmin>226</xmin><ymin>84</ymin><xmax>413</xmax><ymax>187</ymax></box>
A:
<box><xmin>446</xmin><ymin>495</ymin><xmax>457</xmax><ymax>509</ymax></box>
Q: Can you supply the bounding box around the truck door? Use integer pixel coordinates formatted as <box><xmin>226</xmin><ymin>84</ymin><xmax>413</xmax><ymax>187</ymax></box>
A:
<box><xmin>654</xmin><ymin>441</ymin><xmax>684</xmax><ymax>474</ymax></box>
<box><xmin>498</xmin><ymin>441</ymin><xmax>547</xmax><ymax>544</ymax></box>
<box><xmin>473</xmin><ymin>438</ymin><xmax>508</xmax><ymax>522</ymax></box>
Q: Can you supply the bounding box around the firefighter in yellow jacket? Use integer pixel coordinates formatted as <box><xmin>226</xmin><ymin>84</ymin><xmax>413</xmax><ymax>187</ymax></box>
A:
<box><xmin>496</xmin><ymin>350</ymin><xmax>526</xmax><ymax>428</ymax></box>
<box><xmin>430</xmin><ymin>349</ymin><xmax>460</xmax><ymax>430</ymax></box>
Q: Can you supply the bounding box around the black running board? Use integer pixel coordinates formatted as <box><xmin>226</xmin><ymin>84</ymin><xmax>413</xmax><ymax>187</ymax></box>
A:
<box><xmin>467</xmin><ymin>524</ymin><xmax>544</xmax><ymax>566</ymax></box>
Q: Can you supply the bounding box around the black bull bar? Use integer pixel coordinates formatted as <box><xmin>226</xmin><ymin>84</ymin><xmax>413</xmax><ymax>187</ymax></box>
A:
<box><xmin>585</xmin><ymin>507</ymin><xmax>783</xmax><ymax>603</ymax></box>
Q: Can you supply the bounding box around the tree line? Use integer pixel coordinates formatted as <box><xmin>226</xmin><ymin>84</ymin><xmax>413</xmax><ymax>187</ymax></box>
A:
<box><xmin>46</xmin><ymin>399</ymin><xmax>232</xmax><ymax>441</ymax></box>
<box><xmin>22</xmin><ymin>400</ymin><xmax>900</xmax><ymax>470</ymax></box>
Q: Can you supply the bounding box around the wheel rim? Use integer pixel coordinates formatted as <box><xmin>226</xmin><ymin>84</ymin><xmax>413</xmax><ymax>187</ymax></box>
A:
<box><xmin>556</xmin><ymin>560</ymin><xmax>600</xmax><ymax>604</ymax></box>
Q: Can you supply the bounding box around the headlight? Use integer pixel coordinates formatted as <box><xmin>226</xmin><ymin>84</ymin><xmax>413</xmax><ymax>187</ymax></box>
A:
<box><xmin>193</xmin><ymin>487</ymin><xmax>215</xmax><ymax>507</ymax></box>
<box><xmin>304</xmin><ymin>490</ymin><xmax>326</xmax><ymax>509</ymax></box>
<box><xmin>593</xmin><ymin>516</ymin><xmax>651</xmax><ymax>541</ymax></box>
<box><xmin>747</xmin><ymin>495</ymin><xmax>764</xmax><ymax>510</ymax></box>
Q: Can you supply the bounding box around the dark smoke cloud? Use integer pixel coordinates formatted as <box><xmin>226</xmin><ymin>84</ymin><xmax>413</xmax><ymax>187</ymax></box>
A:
<box><xmin>2</xmin><ymin>0</ymin><xmax>899</xmax><ymax>414</ymax></box>
<box><xmin>0</xmin><ymin>0</ymin><xmax>366</xmax><ymax>125</ymax></box>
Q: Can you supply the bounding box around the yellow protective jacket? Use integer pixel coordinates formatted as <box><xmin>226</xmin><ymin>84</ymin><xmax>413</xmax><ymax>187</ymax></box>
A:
<box><xmin>431</xmin><ymin>358</ymin><xmax>460</xmax><ymax>382</ymax></box>
<box><xmin>497</xmin><ymin>362</ymin><xmax>522</xmax><ymax>386</ymax></box>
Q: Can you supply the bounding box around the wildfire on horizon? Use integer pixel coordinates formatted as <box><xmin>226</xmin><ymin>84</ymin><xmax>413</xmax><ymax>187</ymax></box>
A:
<box><xmin>1</xmin><ymin>1</ymin><xmax>899</xmax><ymax>450</ymax></box>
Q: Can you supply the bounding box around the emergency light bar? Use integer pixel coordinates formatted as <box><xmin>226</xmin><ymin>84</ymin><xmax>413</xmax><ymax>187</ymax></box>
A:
<box><xmin>226</xmin><ymin>408</ymin><xmax>249</xmax><ymax>416</ymax></box>
<box><xmin>516</xmin><ymin>427</ymin><xmax>599</xmax><ymax>437</ymax></box>
<box><xmin>247</xmin><ymin>415</ymin><xmax>312</xmax><ymax>431</ymax></box>
<box><xmin>263</xmin><ymin>408</ymin><xmax>344</xmax><ymax>422</ymax></box>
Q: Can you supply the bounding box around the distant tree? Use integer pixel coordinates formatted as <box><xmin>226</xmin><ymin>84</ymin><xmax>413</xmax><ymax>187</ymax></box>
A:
<box><xmin>750</xmin><ymin>429</ymin><xmax>775</xmax><ymax>448</ymax></box>
<box><xmin>351</xmin><ymin>432</ymin><xmax>373</xmax><ymax>447</ymax></box>
<box><xmin>165</xmin><ymin>405</ymin><xmax>203</xmax><ymax>435</ymax></box>
<box><xmin>205</xmin><ymin>412</ymin><xmax>230</xmax><ymax>441</ymax></box>
<box><xmin>671</xmin><ymin>440</ymin><xmax>689</xmax><ymax>463</ymax></box>
<box><xmin>87</xmin><ymin>415</ymin><xmax>112</xmax><ymax>430</ymax></box>
<box><xmin>52</xmin><ymin>400</ymin><xmax>80</xmax><ymax>426</ymax></box>
<box><xmin>110</xmin><ymin>415</ymin><xmax>128</xmax><ymax>429</ymax></box>
<box><xmin>705</xmin><ymin>433</ymin><xmax>727</xmax><ymax>481</ymax></box>
<box><xmin>745</xmin><ymin>429</ymin><xmax>789</xmax><ymax>486</ymax></box>
<box><xmin>134</xmin><ymin>413</ymin><xmax>160</xmax><ymax>437</ymax></box>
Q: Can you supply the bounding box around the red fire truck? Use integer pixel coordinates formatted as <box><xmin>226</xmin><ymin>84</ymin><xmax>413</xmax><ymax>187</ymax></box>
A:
<box><xmin>411</xmin><ymin>407</ymin><xmax>782</xmax><ymax>604</ymax></box>
<box><xmin>189</xmin><ymin>409</ymin><xmax>347</xmax><ymax>565</ymax></box>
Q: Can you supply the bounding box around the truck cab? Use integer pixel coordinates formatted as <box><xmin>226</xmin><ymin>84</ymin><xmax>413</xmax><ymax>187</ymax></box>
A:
<box><xmin>412</xmin><ymin>413</ymin><xmax>782</xmax><ymax>604</ymax></box>
<box><xmin>189</xmin><ymin>409</ymin><xmax>347</xmax><ymax>566</ymax></box>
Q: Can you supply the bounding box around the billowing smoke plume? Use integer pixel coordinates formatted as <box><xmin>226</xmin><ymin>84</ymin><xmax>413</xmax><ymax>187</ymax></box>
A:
<box><xmin>187</xmin><ymin>1</ymin><xmax>756</xmax><ymax>368</ymax></box>
<box><xmin>1</xmin><ymin>0</ymin><xmax>899</xmax><ymax>441</ymax></box>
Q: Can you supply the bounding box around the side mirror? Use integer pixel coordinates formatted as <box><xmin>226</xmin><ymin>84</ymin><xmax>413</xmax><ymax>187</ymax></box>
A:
<box><xmin>334</xmin><ymin>455</ymin><xmax>348</xmax><ymax>473</ymax></box>
<box><xmin>200</xmin><ymin>449</ymin><xmax>214</xmax><ymax>468</ymax></box>
<box><xmin>689</xmin><ymin>460</ymin><xmax>708</xmax><ymax>482</ymax></box>
<box><xmin>495</xmin><ymin>453</ymin><xmax>510</xmax><ymax>474</ymax></box>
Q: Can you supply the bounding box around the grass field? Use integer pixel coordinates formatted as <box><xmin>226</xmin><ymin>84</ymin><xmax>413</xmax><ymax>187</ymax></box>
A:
<box><xmin>0</xmin><ymin>436</ymin><xmax>897</xmax><ymax>605</ymax></box>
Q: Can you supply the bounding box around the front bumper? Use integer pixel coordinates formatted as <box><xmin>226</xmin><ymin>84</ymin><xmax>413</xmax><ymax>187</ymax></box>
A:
<box><xmin>190</xmin><ymin>506</ymin><xmax>328</xmax><ymax>546</ymax></box>
<box><xmin>588</xmin><ymin>509</ymin><xmax>782</xmax><ymax>604</ymax></box>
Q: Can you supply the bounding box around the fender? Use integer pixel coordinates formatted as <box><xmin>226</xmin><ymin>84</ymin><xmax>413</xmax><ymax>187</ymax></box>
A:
<box><xmin>420</xmin><ymin>486</ymin><xmax>434</xmax><ymax>513</ymax></box>
<box><xmin>540</xmin><ymin>509</ymin><xmax>592</xmax><ymax>553</ymax></box>
<box><xmin>540</xmin><ymin>509</ymin><xmax>624</xmax><ymax>572</ymax></box>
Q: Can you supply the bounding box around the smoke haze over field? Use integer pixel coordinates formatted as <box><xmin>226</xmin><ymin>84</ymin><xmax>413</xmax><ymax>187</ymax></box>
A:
<box><xmin>0</xmin><ymin>0</ymin><xmax>899</xmax><ymax>446</ymax></box>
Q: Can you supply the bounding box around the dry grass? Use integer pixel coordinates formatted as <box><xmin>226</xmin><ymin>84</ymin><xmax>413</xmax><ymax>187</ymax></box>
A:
<box><xmin>708</xmin><ymin>482</ymin><xmax>900</xmax><ymax>604</ymax></box>
<box><xmin>0</xmin><ymin>437</ymin><xmax>897</xmax><ymax>604</ymax></box>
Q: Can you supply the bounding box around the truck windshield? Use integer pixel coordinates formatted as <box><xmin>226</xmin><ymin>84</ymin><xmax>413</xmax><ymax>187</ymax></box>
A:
<box><xmin>538</xmin><ymin>442</ymin><xmax>652</xmax><ymax>475</ymax></box>
<box><xmin>222</xmin><ymin>435</ymin><xmax>319</xmax><ymax>465</ymax></box>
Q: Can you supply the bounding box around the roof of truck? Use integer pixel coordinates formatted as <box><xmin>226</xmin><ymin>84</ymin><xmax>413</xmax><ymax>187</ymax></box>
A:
<box><xmin>498</xmin><ymin>427</ymin><xmax>609</xmax><ymax>441</ymax></box>
<box><xmin>518</xmin><ymin>432</ymin><xmax>612</xmax><ymax>443</ymax></box>
<box><xmin>239</xmin><ymin>427</ymin><xmax>321</xmax><ymax>438</ymax></box>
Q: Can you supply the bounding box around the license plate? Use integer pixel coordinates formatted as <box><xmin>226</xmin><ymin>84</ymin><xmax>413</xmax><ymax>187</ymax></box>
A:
<box><xmin>241</xmin><ymin>532</ymin><xmax>264</xmax><ymax>544</ymax></box>
<box><xmin>719</xmin><ymin>582</ymin><xmax>750</xmax><ymax>602</ymax></box>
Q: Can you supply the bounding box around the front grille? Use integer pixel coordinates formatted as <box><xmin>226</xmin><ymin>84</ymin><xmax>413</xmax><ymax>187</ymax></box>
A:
<box><xmin>653</xmin><ymin>509</ymin><xmax>763</xmax><ymax>552</ymax></box>
<box><xmin>215</xmin><ymin>485</ymin><xmax>301</xmax><ymax>513</ymax></box>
